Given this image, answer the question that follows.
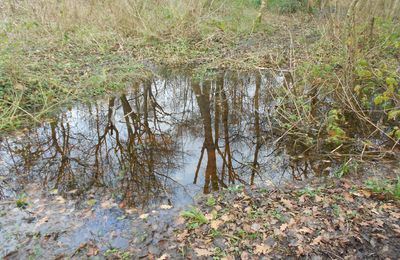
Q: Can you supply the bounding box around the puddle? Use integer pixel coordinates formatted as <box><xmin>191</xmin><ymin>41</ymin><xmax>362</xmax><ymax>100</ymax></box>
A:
<box><xmin>1</xmin><ymin>70</ymin><xmax>397</xmax><ymax>258</ymax></box>
<box><xmin>0</xmin><ymin>71</ymin><xmax>290</xmax><ymax>202</ymax></box>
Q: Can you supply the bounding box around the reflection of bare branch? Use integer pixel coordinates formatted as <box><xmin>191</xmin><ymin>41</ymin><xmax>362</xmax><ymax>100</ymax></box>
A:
<box><xmin>193</xmin><ymin>143</ymin><xmax>205</xmax><ymax>184</ymax></box>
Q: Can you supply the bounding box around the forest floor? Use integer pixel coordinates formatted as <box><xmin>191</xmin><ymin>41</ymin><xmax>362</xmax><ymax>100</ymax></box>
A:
<box><xmin>1</xmin><ymin>174</ymin><xmax>399</xmax><ymax>259</ymax></box>
<box><xmin>176</xmin><ymin>177</ymin><xmax>400</xmax><ymax>260</ymax></box>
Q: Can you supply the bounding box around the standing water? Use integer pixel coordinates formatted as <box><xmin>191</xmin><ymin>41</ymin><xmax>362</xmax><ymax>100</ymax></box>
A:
<box><xmin>0</xmin><ymin>70</ymin><xmax>315</xmax><ymax>258</ymax></box>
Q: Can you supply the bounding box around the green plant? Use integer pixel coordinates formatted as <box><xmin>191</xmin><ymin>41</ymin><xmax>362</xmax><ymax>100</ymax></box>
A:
<box><xmin>16</xmin><ymin>194</ymin><xmax>28</xmax><ymax>209</ymax></box>
<box><xmin>268</xmin><ymin>209</ymin><xmax>285</xmax><ymax>222</ymax></box>
<box><xmin>213</xmin><ymin>247</ymin><xmax>227</xmax><ymax>259</ymax></box>
<box><xmin>104</xmin><ymin>248</ymin><xmax>131</xmax><ymax>260</ymax></box>
<box><xmin>298</xmin><ymin>186</ymin><xmax>321</xmax><ymax>197</ymax></box>
<box><xmin>207</xmin><ymin>196</ymin><xmax>217</xmax><ymax>207</ymax></box>
<box><xmin>365</xmin><ymin>177</ymin><xmax>400</xmax><ymax>199</ymax></box>
<box><xmin>227</xmin><ymin>184</ymin><xmax>244</xmax><ymax>192</ymax></box>
<box><xmin>326</xmin><ymin>109</ymin><xmax>347</xmax><ymax>145</ymax></box>
<box><xmin>365</xmin><ymin>178</ymin><xmax>391</xmax><ymax>193</ymax></box>
<box><xmin>334</xmin><ymin>160</ymin><xmax>358</xmax><ymax>178</ymax></box>
<box><xmin>332</xmin><ymin>204</ymin><xmax>341</xmax><ymax>217</ymax></box>
<box><xmin>181</xmin><ymin>207</ymin><xmax>208</xmax><ymax>227</ymax></box>
<box><xmin>210</xmin><ymin>229</ymin><xmax>222</xmax><ymax>238</ymax></box>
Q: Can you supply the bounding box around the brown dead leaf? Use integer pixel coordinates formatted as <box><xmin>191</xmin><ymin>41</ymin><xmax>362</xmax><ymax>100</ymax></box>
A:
<box><xmin>374</xmin><ymin>233</ymin><xmax>388</xmax><ymax>240</ymax></box>
<box><xmin>381</xmin><ymin>203</ymin><xmax>395</xmax><ymax>210</ymax></box>
<box><xmin>254</xmin><ymin>244</ymin><xmax>271</xmax><ymax>255</ymax></box>
<box><xmin>205</xmin><ymin>213</ymin><xmax>213</xmax><ymax>221</ymax></box>
<box><xmin>299</xmin><ymin>195</ymin><xmax>306</xmax><ymax>203</ymax></box>
<box><xmin>86</xmin><ymin>245</ymin><xmax>99</xmax><ymax>256</ymax></box>
<box><xmin>160</xmin><ymin>204</ymin><xmax>173</xmax><ymax>210</ymax></box>
<box><xmin>314</xmin><ymin>195</ymin><xmax>323</xmax><ymax>203</ymax></box>
<box><xmin>390</xmin><ymin>211</ymin><xmax>400</xmax><ymax>218</ymax></box>
<box><xmin>157</xmin><ymin>254</ymin><xmax>170</xmax><ymax>260</ymax></box>
<box><xmin>343</xmin><ymin>192</ymin><xmax>354</xmax><ymax>202</ymax></box>
<box><xmin>274</xmin><ymin>228</ymin><xmax>283</xmax><ymax>236</ymax></box>
<box><xmin>374</xmin><ymin>219</ymin><xmax>384</xmax><ymax>227</ymax></box>
<box><xmin>281</xmin><ymin>198</ymin><xmax>294</xmax><ymax>209</ymax></box>
<box><xmin>233</xmin><ymin>203</ymin><xmax>241</xmax><ymax>209</ymax></box>
<box><xmin>221</xmin><ymin>214</ymin><xmax>232</xmax><ymax>222</ymax></box>
<box><xmin>360</xmin><ymin>189</ymin><xmax>372</xmax><ymax>198</ymax></box>
<box><xmin>298</xmin><ymin>227</ymin><xmax>313</xmax><ymax>234</ymax></box>
<box><xmin>280</xmin><ymin>223</ymin><xmax>288</xmax><ymax>232</ymax></box>
<box><xmin>294</xmin><ymin>246</ymin><xmax>303</xmax><ymax>256</ymax></box>
<box><xmin>211</xmin><ymin>220</ymin><xmax>223</xmax><ymax>229</ymax></box>
<box><xmin>194</xmin><ymin>248</ymin><xmax>213</xmax><ymax>257</ymax></box>
<box><xmin>55</xmin><ymin>196</ymin><xmax>66</xmax><ymax>204</ymax></box>
<box><xmin>310</xmin><ymin>235</ymin><xmax>323</xmax><ymax>246</ymax></box>
<box><xmin>176</xmin><ymin>230</ymin><xmax>189</xmax><ymax>242</ymax></box>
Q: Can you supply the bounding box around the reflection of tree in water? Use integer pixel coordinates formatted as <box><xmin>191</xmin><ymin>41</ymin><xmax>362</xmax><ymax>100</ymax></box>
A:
<box><xmin>2</xmin><ymin>83</ymin><xmax>178</xmax><ymax>207</ymax></box>
<box><xmin>192</xmin><ymin>72</ymin><xmax>269</xmax><ymax>193</ymax></box>
<box><xmin>1</xmin><ymin>71</ymin><xmax>300</xmax><ymax>204</ymax></box>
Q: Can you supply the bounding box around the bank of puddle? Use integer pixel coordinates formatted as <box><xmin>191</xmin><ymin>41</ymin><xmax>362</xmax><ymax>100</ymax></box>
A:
<box><xmin>0</xmin><ymin>70</ymin><xmax>396</xmax><ymax>258</ymax></box>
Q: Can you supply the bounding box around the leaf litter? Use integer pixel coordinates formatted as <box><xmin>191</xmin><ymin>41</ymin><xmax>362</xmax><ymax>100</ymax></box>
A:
<box><xmin>176</xmin><ymin>178</ymin><xmax>400</xmax><ymax>259</ymax></box>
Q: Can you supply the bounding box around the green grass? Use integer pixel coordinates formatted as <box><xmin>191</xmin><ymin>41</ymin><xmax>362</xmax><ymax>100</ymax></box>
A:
<box><xmin>206</xmin><ymin>196</ymin><xmax>217</xmax><ymax>207</ymax></box>
<box><xmin>181</xmin><ymin>207</ymin><xmax>208</xmax><ymax>228</ymax></box>
<box><xmin>365</xmin><ymin>176</ymin><xmax>400</xmax><ymax>199</ymax></box>
<box><xmin>16</xmin><ymin>194</ymin><xmax>28</xmax><ymax>209</ymax></box>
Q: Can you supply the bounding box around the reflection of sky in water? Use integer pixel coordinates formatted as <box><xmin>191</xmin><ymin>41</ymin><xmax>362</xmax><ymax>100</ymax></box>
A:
<box><xmin>0</xmin><ymin>72</ymin><xmax>290</xmax><ymax>206</ymax></box>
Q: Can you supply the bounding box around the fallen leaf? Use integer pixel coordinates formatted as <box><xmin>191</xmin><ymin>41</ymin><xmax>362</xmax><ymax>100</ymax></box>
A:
<box><xmin>343</xmin><ymin>192</ymin><xmax>354</xmax><ymax>202</ymax></box>
<box><xmin>194</xmin><ymin>248</ymin><xmax>213</xmax><ymax>257</ymax></box>
<box><xmin>55</xmin><ymin>196</ymin><xmax>66</xmax><ymax>204</ymax></box>
<box><xmin>211</xmin><ymin>220</ymin><xmax>223</xmax><ymax>229</ymax></box>
<box><xmin>160</xmin><ymin>204</ymin><xmax>173</xmax><ymax>210</ymax></box>
<box><xmin>314</xmin><ymin>195</ymin><xmax>323</xmax><ymax>203</ymax></box>
<box><xmin>281</xmin><ymin>198</ymin><xmax>293</xmax><ymax>209</ymax></box>
<box><xmin>360</xmin><ymin>190</ymin><xmax>371</xmax><ymax>198</ymax></box>
<box><xmin>374</xmin><ymin>219</ymin><xmax>384</xmax><ymax>227</ymax></box>
<box><xmin>86</xmin><ymin>245</ymin><xmax>99</xmax><ymax>256</ymax></box>
<box><xmin>390</xmin><ymin>212</ymin><xmax>400</xmax><ymax>218</ymax></box>
<box><xmin>221</xmin><ymin>214</ymin><xmax>232</xmax><ymax>222</ymax></box>
<box><xmin>310</xmin><ymin>235</ymin><xmax>323</xmax><ymax>246</ymax></box>
<box><xmin>280</xmin><ymin>223</ymin><xmax>288</xmax><ymax>232</ymax></box>
<box><xmin>298</xmin><ymin>227</ymin><xmax>313</xmax><ymax>234</ymax></box>
<box><xmin>139</xmin><ymin>213</ymin><xmax>149</xmax><ymax>219</ymax></box>
<box><xmin>157</xmin><ymin>254</ymin><xmax>170</xmax><ymax>260</ymax></box>
<box><xmin>381</xmin><ymin>203</ymin><xmax>395</xmax><ymax>210</ymax></box>
<box><xmin>254</xmin><ymin>244</ymin><xmax>271</xmax><ymax>255</ymax></box>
